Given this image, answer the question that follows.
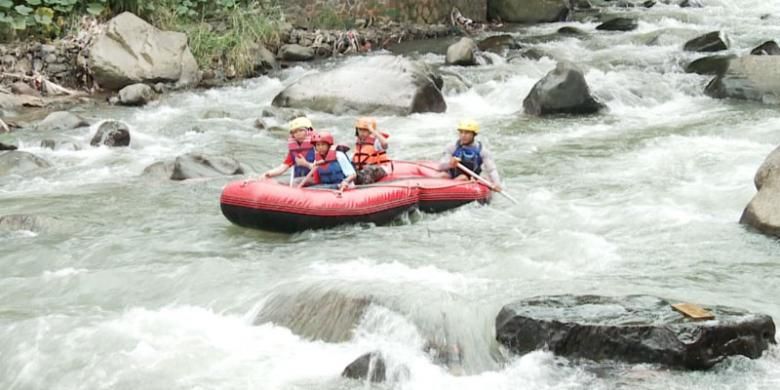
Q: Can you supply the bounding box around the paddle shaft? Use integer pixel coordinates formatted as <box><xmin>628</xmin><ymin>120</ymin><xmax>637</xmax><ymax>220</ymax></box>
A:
<box><xmin>456</xmin><ymin>162</ymin><xmax>519</xmax><ymax>205</ymax></box>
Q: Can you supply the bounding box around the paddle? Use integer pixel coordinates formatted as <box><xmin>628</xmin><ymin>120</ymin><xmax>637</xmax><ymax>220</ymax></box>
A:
<box><xmin>288</xmin><ymin>167</ymin><xmax>295</xmax><ymax>187</ymax></box>
<box><xmin>456</xmin><ymin>162</ymin><xmax>519</xmax><ymax>205</ymax></box>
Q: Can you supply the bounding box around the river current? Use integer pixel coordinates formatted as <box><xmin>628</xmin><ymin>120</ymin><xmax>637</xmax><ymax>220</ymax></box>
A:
<box><xmin>2</xmin><ymin>0</ymin><xmax>780</xmax><ymax>389</ymax></box>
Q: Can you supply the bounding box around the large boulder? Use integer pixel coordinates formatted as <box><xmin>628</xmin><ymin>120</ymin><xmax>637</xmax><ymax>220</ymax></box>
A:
<box><xmin>272</xmin><ymin>56</ymin><xmax>446</xmax><ymax>115</ymax></box>
<box><xmin>0</xmin><ymin>92</ymin><xmax>43</xmax><ymax>109</ymax></box>
<box><xmin>704</xmin><ymin>55</ymin><xmax>780</xmax><ymax>103</ymax></box>
<box><xmin>252</xmin><ymin>43</ymin><xmax>278</xmax><ymax>74</ymax></box>
<box><xmin>0</xmin><ymin>142</ymin><xmax>16</xmax><ymax>151</ymax></box>
<box><xmin>0</xmin><ymin>151</ymin><xmax>52</xmax><ymax>175</ymax></box>
<box><xmin>36</xmin><ymin>111</ymin><xmax>89</xmax><ymax>131</ymax></box>
<box><xmin>488</xmin><ymin>0</ymin><xmax>571</xmax><ymax>23</ymax></box>
<box><xmin>523</xmin><ymin>62</ymin><xmax>605</xmax><ymax>116</ymax></box>
<box><xmin>446</xmin><ymin>37</ymin><xmax>478</xmax><ymax>66</ymax></box>
<box><xmin>253</xmin><ymin>287</ymin><xmax>372</xmax><ymax>342</ymax></box>
<box><xmin>496</xmin><ymin>295</ymin><xmax>776</xmax><ymax>370</ymax></box>
<box><xmin>118</xmin><ymin>83</ymin><xmax>155</xmax><ymax>106</ymax></box>
<box><xmin>684</xmin><ymin>55</ymin><xmax>735</xmax><ymax>75</ymax></box>
<box><xmin>683</xmin><ymin>31</ymin><xmax>729</xmax><ymax>52</ymax></box>
<box><xmin>740</xmin><ymin>145</ymin><xmax>780</xmax><ymax>236</ymax></box>
<box><xmin>90</xmin><ymin>120</ymin><xmax>131</xmax><ymax>147</ymax></box>
<box><xmin>89</xmin><ymin>12</ymin><xmax>200</xmax><ymax>91</ymax></box>
<box><xmin>342</xmin><ymin>352</ymin><xmax>386</xmax><ymax>383</ymax></box>
<box><xmin>751</xmin><ymin>41</ymin><xmax>780</xmax><ymax>56</ymax></box>
<box><xmin>143</xmin><ymin>153</ymin><xmax>245</xmax><ymax>181</ymax></box>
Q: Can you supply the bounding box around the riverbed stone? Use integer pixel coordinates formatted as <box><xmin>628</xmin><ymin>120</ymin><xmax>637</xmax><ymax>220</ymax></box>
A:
<box><xmin>279</xmin><ymin>44</ymin><xmax>315</xmax><ymax>62</ymax></box>
<box><xmin>342</xmin><ymin>352</ymin><xmax>386</xmax><ymax>383</ymax></box>
<box><xmin>684</xmin><ymin>31</ymin><xmax>729</xmax><ymax>52</ymax></box>
<box><xmin>496</xmin><ymin>295</ymin><xmax>776</xmax><ymax>369</ymax></box>
<box><xmin>272</xmin><ymin>55</ymin><xmax>446</xmax><ymax>115</ymax></box>
<box><xmin>523</xmin><ymin>61</ymin><xmax>605</xmax><ymax>116</ymax></box>
<box><xmin>704</xmin><ymin>55</ymin><xmax>780</xmax><ymax>103</ymax></box>
<box><xmin>477</xmin><ymin>34</ymin><xmax>522</xmax><ymax>54</ymax></box>
<box><xmin>170</xmin><ymin>153</ymin><xmax>244</xmax><ymax>180</ymax></box>
<box><xmin>489</xmin><ymin>0</ymin><xmax>570</xmax><ymax>23</ymax></box>
<box><xmin>684</xmin><ymin>55</ymin><xmax>735</xmax><ymax>75</ymax></box>
<box><xmin>750</xmin><ymin>41</ymin><xmax>780</xmax><ymax>56</ymax></box>
<box><xmin>37</xmin><ymin>111</ymin><xmax>89</xmax><ymax>131</ymax></box>
<box><xmin>596</xmin><ymin>17</ymin><xmax>638</xmax><ymax>32</ymax></box>
<box><xmin>740</xmin><ymin>145</ymin><xmax>780</xmax><ymax>236</ymax></box>
<box><xmin>0</xmin><ymin>142</ymin><xmax>17</xmax><ymax>150</ymax></box>
<box><xmin>90</xmin><ymin>120</ymin><xmax>131</xmax><ymax>147</ymax></box>
<box><xmin>89</xmin><ymin>12</ymin><xmax>200</xmax><ymax>91</ymax></box>
<box><xmin>0</xmin><ymin>151</ymin><xmax>52</xmax><ymax>175</ymax></box>
<box><xmin>11</xmin><ymin>81</ymin><xmax>39</xmax><ymax>96</ymax></box>
<box><xmin>446</xmin><ymin>37</ymin><xmax>478</xmax><ymax>66</ymax></box>
<box><xmin>118</xmin><ymin>83</ymin><xmax>155</xmax><ymax>106</ymax></box>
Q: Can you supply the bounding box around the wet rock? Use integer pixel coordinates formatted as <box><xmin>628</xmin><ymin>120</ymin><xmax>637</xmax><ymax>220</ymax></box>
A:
<box><xmin>342</xmin><ymin>352</ymin><xmax>386</xmax><ymax>383</ymax></box>
<box><xmin>596</xmin><ymin>17</ymin><xmax>638</xmax><ymax>32</ymax></box>
<box><xmin>523</xmin><ymin>61</ymin><xmax>605</xmax><ymax>116</ymax></box>
<box><xmin>684</xmin><ymin>55</ymin><xmax>735</xmax><ymax>75</ymax></box>
<box><xmin>11</xmin><ymin>81</ymin><xmax>39</xmax><ymax>96</ymax></box>
<box><xmin>679</xmin><ymin>0</ymin><xmax>703</xmax><ymax>7</ymax></box>
<box><xmin>684</xmin><ymin>31</ymin><xmax>729</xmax><ymax>52</ymax></box>
<box><xmin>90</xmin><ymin>120</ymin><xmax>131</xmax><ymax>147</ymax></box>
<box><xmin>254</xmin><ymin>118</ymin><xmax>266</xmax><ymax>130</ymax></box>
<box><xmin>643</xmin><ymin>0</ymin><xmax>657</xmax><ymax>7</ymax></box>
<box><xmin>37</xmin><ymin>111</ymin><xmax>89</xmax><ymax>131</ymax></box>
<box><xmin>40</xmin><ymin>139</ymin><xmax>56</xmax><ymax>150</ymax></box>
<box><xmin>254</xmin><ymin>287</ymin><xmax>372</xmax><ymax>342</ymax></box>
<box><xmin>446</xmin><ymin>37</ymin><xmax>478</xmax><ymax>66</ymax></box>
<box><xmin>170</xmin><ymin>153</ymin><xmax>244</xmax><ymax>180</ymax></box>
<box><xmin>477</xmin><ymin>34</ymin><xmax>521</xmax><ymax>54</ymax></box>
<box><xmin>279</xmin><ymin>44</ymin><xmax>314</xmax><ymax>62</ymax></box>
<box><xmin>496</xmin><ymin>295</ymin><xmax>776</xmax><ymax>369</ymax></box>
<box><xmin>704</xmin><ymin>55</ymin><xmax>780</xmax><ymax>103</ymax></box>
<box><xmin>0</xmin><ymin>93</ymin><xmax>44</xmax><ymax>109</ymax></box>
<box><xmin>202</xmin><ymin>110</ymin><xmax>231</xmax><ymax>119</ymax></box>
<box><xmin>0</xmin><ymin>151</ymin><xmax>52</xmax><ymax>175</ymax></box>
<box><xmin>557</xmin><ymin>26</ymin><xmax>588</xmax><ymax>36</ymax></box>
<box><xmin>118</xmin><ymin>83</ymin><xmax>155</xmax><ymax>106</ymax></box>
<box><xmin>750</xmin><ymin>41</ymin><xmax>780</xmax><ymax>56</ymax></box>
<box><xmin>517</xmin><ymin>48</ymin><xmax>551</xmax><ymax>61</ymax></box>
<box><xmin>141</xmin><ymin>161</ymin><xmax>175</xmax><ymax>178</ymax></box>
<box><xmin>252</xmin><ymin>43</ymin><xmax>278</xmax><ymax>74</ymax></box>
<box><xmin>488</xmin><ymin>0</ymin><xmax>571</xmax><ymax>23</ymax></box>
<box><xmin>740</xmin><ymin>145</ymin><xmax>780</xmax><ymax>236</ymax></box>
<box><xmin>89</xmin><ymin>12</ymin><xmax>200</xmax><ymax>90</ymax></box>
<box><xmin>0</xmin><ymin>142</ymin><xmax>17</xmax><ymax>151</ymax></box>
<box><xmin>0</xmin><ymin>214</ymin><xmax>63</xmax><ymax>233</ymax></box>
<box><xmin>272</xmin><ymin>55</ymin><xmax>446</xmax><ymax>116</ymax></box>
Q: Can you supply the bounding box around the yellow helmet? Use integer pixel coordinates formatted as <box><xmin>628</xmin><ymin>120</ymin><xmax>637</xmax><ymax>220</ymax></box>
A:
<box><xmin>288</xmin><ymin>117</ymin><xmax>313</xmax><ymax>133</ymax></box>
<box><xmin>355</xmin><ymin>117</ymin><xmax>377</xmax><ymax>131</ymax></box>
<box><xmin>457</xmin><ymin>119</ymin><xmax>480</xmax><ymax>134</ymax></box>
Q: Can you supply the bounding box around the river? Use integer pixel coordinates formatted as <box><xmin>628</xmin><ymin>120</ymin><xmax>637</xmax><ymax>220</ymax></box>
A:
<box><xmin>1</xmin><ymin>0</ymin><xmax>779</xmax><ymax>389</ymax></box>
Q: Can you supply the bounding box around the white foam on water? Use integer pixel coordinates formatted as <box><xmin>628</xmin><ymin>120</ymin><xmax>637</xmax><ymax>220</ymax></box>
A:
<box><xmin>41</xmin><ymin>268</ymin><xmax>88</xmax><ymax>281</ymax></box>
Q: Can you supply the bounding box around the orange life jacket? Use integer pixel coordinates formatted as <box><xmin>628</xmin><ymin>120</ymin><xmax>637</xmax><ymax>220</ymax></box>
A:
<box><xmin>352</xmin><ymin>135</ymin><xmax>389</xmax><ymax>170</ymax></box>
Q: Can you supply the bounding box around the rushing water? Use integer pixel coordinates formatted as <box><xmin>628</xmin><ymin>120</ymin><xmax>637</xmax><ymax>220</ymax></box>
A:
<box><xmin>2</xmin><ymin>1</ymin><xmax>780</xmax><ymax>389</ymax></box>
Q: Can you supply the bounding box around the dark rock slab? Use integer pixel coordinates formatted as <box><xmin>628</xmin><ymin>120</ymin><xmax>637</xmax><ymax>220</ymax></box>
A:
<box><xmin>557</xmin><ymin>26</ymin><xmax>588</xmax><ymax>36</ymax></box>
<box><xmin>684</xmin><ymin>55</ymin><xmax>735</xmax><ymax>75</ymax></box>
<box><xmin>342</xmin><ymin>352</ymin><xmax>386</xmax><ymax>383</ymax></box>
<box><xmin>684</xmin><ymin>31</ymin><xmax>729</xmax><ymax>52</ymax></box>
<box><xmin>496</xmin><ymin>295</ymin><xmax>776</xmax><ymax>369</ymax></box>
<box><xmin>523</xmin><ymin>61</ymin><xmax>606</xmax><ymax>116</ymax></box>
<box><xmin>0</xmin><ymin>142</ymin><xmax>17</xmax><ymax>151</ymax></box>
<box><xmin>90</xmin><ymin>120</ymin><xmax>131</xmax><ymax>147</ymax></box>
<box><xmin>751</xmin><ymin>41</ymin><xmax>780</xmax><ymax>56</ymax></box>
<box><xmin>679</xmin><ymin>0</ymin><xmax>703</xmax><ymax>7</ymax></box>
<box><xmin>596</xmin><ymin>17</ymin><xmax>639</xmax><ymax>32</ymax></box>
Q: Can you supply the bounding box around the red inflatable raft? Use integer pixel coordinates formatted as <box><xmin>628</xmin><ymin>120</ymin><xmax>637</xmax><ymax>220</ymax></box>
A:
<box><xmin>220</xmin><ymin>161</ymin><xmax>491</xmax><ymax>233</ymax></box>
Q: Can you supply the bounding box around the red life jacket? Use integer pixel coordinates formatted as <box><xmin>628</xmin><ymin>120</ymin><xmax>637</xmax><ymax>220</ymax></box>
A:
<box><xmin>352</xmin><ymin>135</ymin><xmax>389</xmax><ymax>170</ymax></box>
<box><xmin>287</xmin><ymin>135</ymin><xmax>315</xmax><ymax>177</ymax></box>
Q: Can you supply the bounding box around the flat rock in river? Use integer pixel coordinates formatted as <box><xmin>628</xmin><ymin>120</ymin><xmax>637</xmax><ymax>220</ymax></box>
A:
<box><xmin>496</xmin><ymin>294</ymin><xmax>775</xmax><ymax>369</ymax></box>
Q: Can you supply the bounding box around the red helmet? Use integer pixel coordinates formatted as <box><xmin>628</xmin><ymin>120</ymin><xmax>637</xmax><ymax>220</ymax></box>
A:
<box><xmin>311</xmin><ymin>131</ymin><xmax>334</xmax><ymax>146</ymax></box>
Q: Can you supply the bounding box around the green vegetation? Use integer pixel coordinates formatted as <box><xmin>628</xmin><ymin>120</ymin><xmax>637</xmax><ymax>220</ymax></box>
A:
<box><xmin>0</xmin><ymin>0</ymin><xmax>286</xmax><ymax>78</ymax></box>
